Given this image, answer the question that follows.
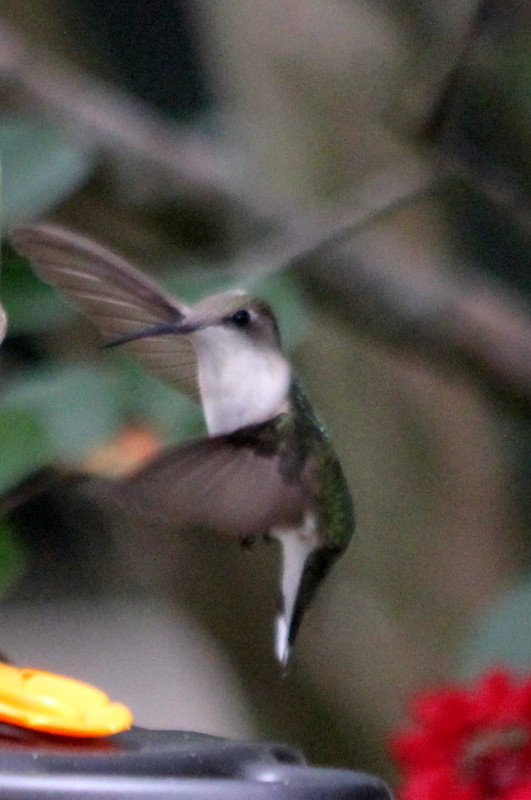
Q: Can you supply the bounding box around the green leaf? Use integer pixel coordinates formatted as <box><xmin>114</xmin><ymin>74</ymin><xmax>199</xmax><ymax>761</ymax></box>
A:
<box><xmin>1</xmin><ymin>363</ymin><xmax>125</xmax><ymax>462</ymax></box>
<box><xmin>458</xmin><ymin>577</ymin><xmax>531</xmax><ymax>677</ymax></box>
<box><xmin>0</xmin><ymin>407</ymin><xmax>51</xmax><ymax>492</ymax></box>
<box><xmin>0</xmin><ymin>117</ymin><xmax>95</xmax><ymax>230</ymax></box>
<box><xmin>1</xmin><ymin>251</ymin><xmax>73</xmax><ymax>334</ymax></box>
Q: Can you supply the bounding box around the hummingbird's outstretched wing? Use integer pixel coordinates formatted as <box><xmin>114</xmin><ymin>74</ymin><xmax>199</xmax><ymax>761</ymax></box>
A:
<box><xmin>10</xmin><ymin>224</ymin><xmax>201</xmax><ymax>403</ymax></box>
<box><xmin>114</xmin><ymin>415</ymin><xmax>326</xmax><ymax>667</ymax></box>
<box><xmin>114</xmin><ymin>423</ymin><xmax>339</xmax><ymax>664</ymax></box>
<box><xmin>116</xmin><ymin>422</ymin><xmax>317</xmax><ymax>540</ymax></box>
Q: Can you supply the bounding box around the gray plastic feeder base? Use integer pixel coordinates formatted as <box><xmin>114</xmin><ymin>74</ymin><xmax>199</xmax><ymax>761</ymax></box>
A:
<box><xmin>0</xmin><ymin>724</ymin><xmax>394</xmax><ymax>799</ymax></box>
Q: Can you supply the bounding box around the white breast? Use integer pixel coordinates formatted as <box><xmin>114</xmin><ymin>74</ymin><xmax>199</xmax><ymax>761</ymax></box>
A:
<box><xmin>192</xmin><ymin>327</ymin><xmax>291</xmax><ymax>435</ymax></box>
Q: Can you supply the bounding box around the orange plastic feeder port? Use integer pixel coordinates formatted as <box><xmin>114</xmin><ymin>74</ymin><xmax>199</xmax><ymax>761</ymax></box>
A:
<box><xmin>0</xmin><ymin>663</ymin><xmax>133</xmax><ymax>737</ymax></box>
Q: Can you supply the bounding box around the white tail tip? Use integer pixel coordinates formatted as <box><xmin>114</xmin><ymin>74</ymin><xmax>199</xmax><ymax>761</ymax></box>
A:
<box><xmin>275</xmin><ymin>614</ymin><xmax>290</xmax><ymax>669</ymax></box>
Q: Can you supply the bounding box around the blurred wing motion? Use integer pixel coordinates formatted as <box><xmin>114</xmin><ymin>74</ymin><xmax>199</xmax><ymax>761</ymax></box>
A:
<box><xmin>115</xmin><ymin>423</ymin><xmax>315</xmax><ymax>541</ymax></box>
<box><xmin>11</xmin><ymin>223</ymin><xmax>200</xmax><ymax>402</ymax></box>
<box><xmin>114</xmin><ymin>423</ymin><xmax>328</xmax><ymax>664</ymax></box>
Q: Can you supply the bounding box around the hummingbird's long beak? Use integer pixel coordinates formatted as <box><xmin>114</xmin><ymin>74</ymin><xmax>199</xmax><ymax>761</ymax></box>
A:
<box><xmin>103</xmin><ymin>319</ymin><xmax>205</xmax><ymax>348</ymax></box>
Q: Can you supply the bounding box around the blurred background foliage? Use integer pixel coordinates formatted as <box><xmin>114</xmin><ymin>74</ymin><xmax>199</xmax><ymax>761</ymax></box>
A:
<box><xmin>0</xmin><ymin>0</ymin><xmax>530</xmax><ymax>787</ymax></box>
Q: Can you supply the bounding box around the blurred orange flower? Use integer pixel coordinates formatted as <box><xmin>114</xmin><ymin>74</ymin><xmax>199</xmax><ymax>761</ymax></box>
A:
<box><xmin>83</xmin><ymin>423</ymin><xmax>161</xmax><ymax>477</ymax></box>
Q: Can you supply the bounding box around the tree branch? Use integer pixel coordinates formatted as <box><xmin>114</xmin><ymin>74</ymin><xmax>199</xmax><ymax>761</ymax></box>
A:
<box><xmin>290</xmin><ymin>232</ymin><xmax>531</xmax><ymax>413</ymax></box>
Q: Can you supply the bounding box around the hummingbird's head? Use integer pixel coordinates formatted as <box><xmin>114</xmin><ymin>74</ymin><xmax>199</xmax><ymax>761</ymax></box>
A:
<box><xmin>105</xmin><ymin>290</ymin><xmax>290</xmax><ymax>435</ymax></box>
<box><xmin>188</xmin><ymin>290</ymin><xmax>282</xmax><ymax>351</ymax></box>
<box><xmin>104</xmin><ymin>289</ymin><xmax>282</xmax><ymax>351</ymax></box>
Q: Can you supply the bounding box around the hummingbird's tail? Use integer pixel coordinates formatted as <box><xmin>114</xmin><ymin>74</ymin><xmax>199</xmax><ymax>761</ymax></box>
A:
<box><xmin>273</xmin><ymin>523</ymin><xmax>340</xmax><ymax>668</ymax></box>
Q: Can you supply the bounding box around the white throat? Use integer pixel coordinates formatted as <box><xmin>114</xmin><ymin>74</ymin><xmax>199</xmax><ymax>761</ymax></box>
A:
<box><xmin>192</xmin><ymin>327</ymin><xmax>291</xmax><ymax>435</ymax></box>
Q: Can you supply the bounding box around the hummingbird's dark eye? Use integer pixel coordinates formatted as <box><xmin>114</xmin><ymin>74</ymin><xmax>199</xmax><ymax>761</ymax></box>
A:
<box><xmin>230</xmin><ymin>308</ymin><xmax>252</xmax><ymax>328</ymax></box>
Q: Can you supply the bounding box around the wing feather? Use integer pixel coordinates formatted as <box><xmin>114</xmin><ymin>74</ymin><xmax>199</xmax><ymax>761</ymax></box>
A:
<box><xmin>117</xmin><ymin>433</ymin><xmax>317</xmax><ymax>540</ymax></box>
<box><xmin>11</xmin><ymin>223</ymin><xmax>200</xmax><ymax>402</ymax></box>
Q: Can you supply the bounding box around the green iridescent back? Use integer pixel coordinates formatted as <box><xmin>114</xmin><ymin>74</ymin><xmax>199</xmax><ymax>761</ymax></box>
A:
<box><xmin>289</xmin><ymin>380</ymin><xmax>355</xmax><ymax>552</ymax></box>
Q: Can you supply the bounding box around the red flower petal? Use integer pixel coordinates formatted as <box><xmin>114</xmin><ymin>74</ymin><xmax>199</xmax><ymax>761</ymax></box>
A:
<box><xmin>506</xmin><ymin>784</ymin><xmax>531</xmax><ymax>800</ymax></box>
<box><xmin>398</xmin><ymin>765</ymin><xmax>478</xmax><ymax>800</ymax></box>
<box><xmin>390</xmin><ymin>670</ymin><xmax>531</xmax><ymax>800</ymax></box>
<box><xmin>411</xmin><ymin>686</ymin><xmax>473</xmax><ymax>730</ymax></box>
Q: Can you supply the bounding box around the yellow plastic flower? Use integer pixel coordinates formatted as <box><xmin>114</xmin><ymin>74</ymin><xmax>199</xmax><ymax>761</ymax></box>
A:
<box><xmin>0</xmin><ymin>663</ymin><xmax>133</xmax><ymax>737</ymax></box>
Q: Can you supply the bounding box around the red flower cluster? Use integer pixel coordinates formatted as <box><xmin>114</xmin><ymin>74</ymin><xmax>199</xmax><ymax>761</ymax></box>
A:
<box><xmin>390</xmin><ymin>670</ymin><xmax>531</xmax><ymax>800</ymax></box>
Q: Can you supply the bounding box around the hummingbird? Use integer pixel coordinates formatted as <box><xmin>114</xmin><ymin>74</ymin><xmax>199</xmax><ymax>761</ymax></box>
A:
<box><xmin>10</xmin><ymin>224</ymin><xmax>354</xmax><ymax>666</ymax></box>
